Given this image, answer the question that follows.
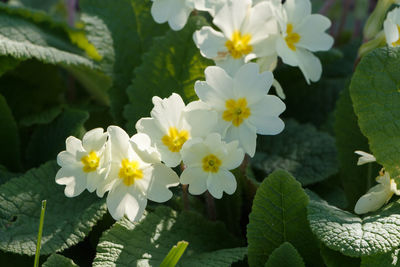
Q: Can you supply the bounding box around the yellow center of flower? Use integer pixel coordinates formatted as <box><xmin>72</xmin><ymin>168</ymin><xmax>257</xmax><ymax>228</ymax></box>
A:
<box><xmin>81</xmin><ymin>151</ymin><xmax>100</xmax><ymax>173</ymax></box>
<box><xmin>118</xmin><ymin>159</ymin><xmax>143</xmax><ymax>186</ymax></box>
<box><xmin>285</xmin><ymin>23</ymin><xmax>301</xmax><ymax>51</ymax></box>
<box><xmin>225</xmin><ymin>31</ymin><xmax>253</xmax><ymax>59</ymax></box>
<box><xmin>222</xmin><ymin>98</ymin><xmax>251</xmax><ymax>127</ymax></box>
<box><xmin>202</xmin><ymin>154</ymin><xmax>222</xmax><ymax>173</ymax></box>
<box><xmin>161</xmin><ymin>127</ymin><xmax>189</xmax><ymax>152</ymax></box>
<box><xmin>392</xmin><ymin>25</ymin><xmax>400</xmax><ymax>47</ymax></box>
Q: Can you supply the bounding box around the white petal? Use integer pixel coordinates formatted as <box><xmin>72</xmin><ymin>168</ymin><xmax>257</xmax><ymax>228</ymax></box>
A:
<box><xmin>354</xmin><ymin>184</ymin><xmax>393</xmax><ymax>214</ymax></box>
<box><xmin>106</xmin><ymin>182</ymin><xmax>148</xmax><ymax>222</ymax></box>
<box><xmin>249</xmin><ymin>95</ymin><xmax>286</xmax><ymax>134</ymax></box>
<box><xmin>207</xmin><ymin>170</ymin><xmax>237</xmax><ymax>198</ymax></box>
<box><xmin>204</xmin><ymin>66</ymin><xmax>235</xmax><ymax>98</ymax></box>
<box><xmin>157</xmin><ymin>145</ymin><xmax>182</xmax><ymax>168</ymax></box>
<box><xmin>221</xmin><ymin>141</ymin><xmax>244</xmax><ymax>170</ymax></box>
<box><xmin>204</xmin><ymin>132</ymin><xmax>225</xmax><ymax>151</ymax></box>
<box><xmin>107</xmin><ymin>126</ymin><xmax>130</xmax><ymax>162</ymax></box>
<box><xmin>213</xmin><ymin>0</ymin><xmax>251</xmax><ymax>37</ymax></box>
<box><xmin>66</xmin><ymin>136</ymin><xmax>84</xmax><ymax>154</ymax></box>
<box><xmin>193</xmin><ymin>27</ymin><xmax>227</xmax><ymax>59</ymax></box>
<box><xmin>215</xmin><ymin>57</ymin><xmax>245</xmax><ymax>76</ymax></box>
<box><xmin>96</xmin><ymin>163</ymin><xmax>119</xmax><ymax>197</ymax></box>
<box><xmin>354</xmin><ymin>151</ymin><xmax>376</xmax><ymax>165</ymax></box>
<box><xmin>55</xmin><ymin>166</ymin><xmax>86</xmax><ymax>197</ymax></box>
<box><xmin>256</xmin><ymin>53</ymin><xmax>278</xmax><ymax>73</ymax></box>
<box><xmin>180</xmin><ymin>167</ymin><xmax>208</xmax><ymax>195</ymax></box>
<box><xmin>272</xmin><ymin>79</ymin><xmax>286</xmax><ymax>99</ymax></box>
<box><xmin>184</xmin><ymin>109</ymin><xmax>219</xmax><ymax>138</ymax></box>
<box><xmin>194</xmin><ymin>81</ymin><xmax>226</xmax><ymax>109</ymax></box>
<box><xmin>296</xmin><ymin>15</ymin><xmax>334</xmax><ymax>52</ymax></box>
<box><xmin>243</xmin><ymin>2</ymin><xmax>276</xmax><ymax>43</ymax></box>
<box><xmin>146</xmin><ymin>163</ymin><xmax>180</xmax><ymax>202</ymax></box>
<box><xmin>384</xmin><ymin>19</ymin><xmax>399</xmax><ymax>46</ymax></box>
<box><xmin>181</xmin><ymin>138</ymin><xmax>209</xmax><ymax>167</ymax></box>
<box><xmin>86</xmin><ymin>171</ymin><xmax>104</xmax><ymax>193</ymax></box>
<box><xmin>57</xmin><ymin>151</ymin><xmax>78</xmax><ymax>167</ymax></box>
<box><xmin>150</xmin><ymin>93</ymin><xmax>186</xmax><ymax>130</ymax></box>
<box><xmin>151</xmin><ymin>0</ymin><xmax>185</xmax><ymax>24</ymax></box>
<box><xmin>276</xmin><ymin>36</ymin><xmax>299</xmax><ymax>66</ymax></box>
<box><xmin>284</xmin><ymin>0</ymin><xmax>311</xmax><ymax>25</ymax></box>
<box><xmin>168</xmin><ymin>5</ymin><xmax>192</xmax><ymax>31</ymax></box>
<box><xmin>82</xmin><ymin>128</ymin><xmax>107</xmax><ymax>152</ymax></box>
<box><xmin>136</xmin><ymin>117</ymin><xmax>165</xmax><ymax>143</ymax></box>
<box><xmin>130</xmin><ymin>133</ymin><xmax>161</xmax><ymax>163</ymax></box>
<box><xmin>296</xmin><ymin>48</ymin><xmax>322</xmax><ymax>84</ymax></box>
<box><xmin>238</xmin><ymin>123</ymin><xmax>257</xmax><ymax>157</ymax></box>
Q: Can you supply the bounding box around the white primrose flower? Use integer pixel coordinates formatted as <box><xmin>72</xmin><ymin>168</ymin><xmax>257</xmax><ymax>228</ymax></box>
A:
<box><xmin>354</xmin><ymin>150</ymin><xmax>376</xmax><ymax>166</ymax></box>
<box><xmin>193</xmin><ymin>0</ymin><xmax>278</xmax><ymax>75</ymax></box>
<box><xmin>98</xmin><ymin>126</ymin><xmax>179</xmax><ymax>222</ymax></box>
<box><xmin>151</xmin><ymin>0</ymin><xmax>195</xmax><ymax>31</ymax></box>
<box><xmin>384</xmin><ymin>7</ymin><xmax>400</xmax><ymax>47</ymax></box>
<box><xmin>354</xmin><ymin>170</ymin><xmax>400</xmax><ymax>214</ymax></box>
<box><xmin>194</xmin><ymin>63</ymin><xmax>285</xmax><ymax>157</ymax></box>
<box><xmin>180</xmin><ymin>132</ymin><xmax>244</xmax><ymax>198</ymax></box>
<box><xmin>193</xmin><ymin>0</ymin><xmax>227</xmax><ymax>16</ymax></box>
<box><xmin>56</xmin><ymin>128</ymin><xmax>108</xmax><ymax>197</ymax></box>
<box><xmin>274</xmin><ymin>0</ymin><xmax>334</xmax><ymax>84</ymax></box>
<box><xmin>136</xmin><ymin>93</ymin><xmax>218</xmax><ymax>168</ymax></box>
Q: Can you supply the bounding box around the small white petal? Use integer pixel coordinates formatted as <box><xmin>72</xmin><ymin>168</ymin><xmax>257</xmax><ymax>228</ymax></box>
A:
<box><xmin>354</xmin><ymin>151</ymin><xmax>376</xmax><ymax>165</ymax></box>
<box><xmin>221</xmin><ymin>141</ymin><xmax>244</xmax><ymax>170</ymax></box>
<box><xmin>354</xmin><ymin>184</ymin><xmax>393</xmax><ymax>214</ymax></box>
<box><xmin>207</xmin><ymin>170</ymin><xmax>237</xmax><ymax>198</ymax></box>
<box><xmin>195</xmin><ymin>81</ymin><xmax>227</xmax><ymax>109</ymax></box>
<box><xmin>130</xmin><ymin>133</ymin><xmax>161</xmax><ymax>163</ymax></box>
<box><xmin>296</xmin><ymin>15</ymin><xmax>334</xmax><ymax>52</ymax></box>
<box><xmin>82</xmin><ymin>128</ymin><xmax>107</xmax><ymax>152</ymax></box>
<box><xmin>107</xmin><ymin>126</ymin><xmax>130</xmax><ymax>162</ymax></box>
<box><xmin>193</xmin><ymin>27</ymin><xmax>227</xmax><ymax>59</ymax></box>
<box><xmin>213</xmin><ymin>0</ymin><xmax>251</xmax><ymax>37</ymax></box>
<box><xmin>215</xmin><ymin>57</ymin><xmax>245</xmax><ymax>76</ymax></box>
<box><xmin>57</xmin><ymin>151</ymin><xmax>79</xmax><ymax>167</ymax></box>
<box><xmin>276</xmin><ymin>37</ymin><xmax>299</xmax><ymax>66</ymax></box>
<box><xmin>168</xmin><ymin>5</ymin><xmax>192</xmax><ymax>31</ymax></box>
<box><xmin>296</xmin><ymin>48</ymin><xmax>322</xmax><ymax>84</ymax></box>
<box><xmin>55</xmin><ymin>166</ymin><xmax>86</xmax><ymax>197</ymax></box>
<box><xmin>184</xmin><ymin>109</ymin><xmax>219</xmax><ymax>138</ymax></box>
<box><xmin>180</xmin><ymin>167</ymin><xmax>208</xmax><ymax>195</ymax></box>
<box><xmin>146</xmin><ymin>163</ymin><xmax>180</xmax><ymax>203</ymax></box>
<box><xmin>181</xmin><ymin>138</ymin><xmax>209</xmax><ymax>167</ymax></box>
<box><xmin>284</xmin><ymin>0</ymin><xmax>311</xmax><ymax>25</ymax></box>
<box><xmin>65</xmin><ymin>136</ymin><xmax>84</xmax><ymax>154</ymax></box>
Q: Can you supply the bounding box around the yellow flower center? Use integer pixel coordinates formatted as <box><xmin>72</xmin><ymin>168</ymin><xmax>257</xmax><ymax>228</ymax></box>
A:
<box><xmin>202</xmin><ymin>154</ymin><xmax>222</xmax><ymax>173</ymax></box>
<box><xmin>162</xmin><ymin>127</ymin><xmax>189</xmax><ymax>152</ymax></box>
<box><xmin>285</xmin><ymin>23</ymin><xmax>301</xmax><ymax>51</ymax></box>
<box><xmin>222</xmin><ymin>98</ymin><xmax>251</xmax><ymax>127</ymax></box>
<box><xmin>118</xmin><ymin>159</ymin><xmax>143</xmax><ymax>186</ymax></box>
<box><xmin>392</xmin><ymin>25</ymin><xmax>400</xmax><ymax>47</ymax></box>
<box><xmin>81</xmin><ymin>151</ymin><xmax>100</xmax><ymax>173</ymax></box>
<box><xmin>225</xmin><ymin>30</ymin><xmax>253</xmax><ymax>59</ymax></box>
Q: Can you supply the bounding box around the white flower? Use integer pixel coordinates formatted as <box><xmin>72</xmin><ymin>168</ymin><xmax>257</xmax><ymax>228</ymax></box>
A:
<box><xmin>194</xmin><ymin>63</ymin><xmax>285</xmax><ymax>156</ymax></box>
<box><xmin>193</xmin><ymin>0</ymin><xmax>227</xmax><ymax>16</ymax></box>
<box><xmin>193</xmin><ymin>0</ymin><xmax>278</xmax><ymax>75</ymax></box>
<box><xmin>180</xmin><ymin>132</ymin><xmax>244</xmax><ymax>198</ymax></box>
<box><xmin>56</xmin><ymin>128</ymin><xmax>108</xmax><ymax>197</ymax></box>
<box><xmin>384</xmin><ymin>7</ymin><xmax>400</xmax><ymax>47</ymax></box>
<box><xmin>136</xmin><ymin>93</ymin><xmax>218</xmax><ymax>167</ymax></box>
<box><xmin>354</xmin><ymin>150</ymin><xmax>376</xmax><ymax>166</ymax></box>
<box><xmin>274</xmin><ymin>0</ymin><xmax>334</xmax><ymax>84</ymax></box>
<box><xmin>151</xmin><ymin>0</ymin><xmax>194</xmax><ymax>31</ymax></box>
<box><xmin>354</xmin><ymin>170</ymin><xmax>400</xmax><ymax>214</ymax></box>
<box><xmin>98</xmin><ymin>126</ymin><xmax>179</xmax><ymax>222</ymax></box>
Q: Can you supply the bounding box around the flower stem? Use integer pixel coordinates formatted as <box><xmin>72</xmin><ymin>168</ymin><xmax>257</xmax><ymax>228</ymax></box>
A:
<box><xmin>205</xmin><ymin>191</ymin><xmax>216</xmax><ymax>221</ymax></box>
<box><xmin>182</xmin><ymin>184</ymin><xmax>190</xmax><ymax>211</ymax></box>
<box><xmin>34</xmin><ymin>200</ymin><xmax>47</xmax><ymax>267</ymax></box>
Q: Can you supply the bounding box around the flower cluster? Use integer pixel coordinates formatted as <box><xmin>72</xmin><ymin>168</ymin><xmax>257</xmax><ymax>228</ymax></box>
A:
<box><xmin>151</xmin><ymin>0</ymin><xmax>334</xmax><ymax>85</ymax></box>
<box><xmin>56</xmin><ymin>63</ymin><xmax>285</xmax><ymax>222</ymax></box>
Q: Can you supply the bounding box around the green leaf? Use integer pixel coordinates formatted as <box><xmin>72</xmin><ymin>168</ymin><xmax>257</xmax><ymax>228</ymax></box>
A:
<box><xmin>179</xmin><ymin>247</ymin><xmax>247</xmax><ymax>267</ymax></box>
<box><xmin>264</xmin><ymin>242</ymin><xmax>305</xmax><ymax>267</ymax></box>
<box><xmin>0</xmin><ymin>165</ymin><xmax>19</xmax><ymax>186</ymax></box>
<box><xmin>307</xmin><ymin>192</ymin><xmax>400</xmax><ymax>257</ymax></box>
<box><xmin>0</xmin><ymin>93</ymin><xmax>20</xmax><ymax>171</ymax></box>
<box><xmin>80</xmin><ymin>0</ymin><xmax>167</xmax><ymax>125</ymax></box>
<box><xmin>42</xmin><ymin>254</ymin><xmax>78</xmax><ymax>267</ymax></box>
<box><xmin>93</xmin><ymin>206</ymin><xmax>242</xmax><ymax>266</ymax></box>
<box><xmin>320</xmin><ymin>245</ymin><xmax>361</xmax><ymax>267</ymax></box>
<box><xmin>160</xmin><ymin>241</ymin><xmax>189</xmax><ymax>267</ymax></box>
<box><xmin>246</xmin><ymin>170</ymin><xmax>322</xmax><ymax>267</ymax></box>
<box><xmin>123</xmin><ymin>16</ymin><xmax>212</xmax><ymax>132</ymax></box>
<box><xmin>19</xmin><ymin>106</ymin><xmax>62</xmax><ymax>127</ymax></box>
<box><xmin>350</xmin><ymin>47</ymin><xmax>400</xmax><ymax>185</ymax></box>
<box><xmin>25</xmin><ymin>108</ymin><xmax>89</xmax><ymax>168</ymax></box>
<box><xmin>253</xmin><ymin>119</ymin><xmax>338</xmax><ymax>186</ymax></box>
<box><xmin>361</xmin><ymin>249</ymin><xmax>400</xmax><ymax>267</ymax></box>
<box><xmin>0</xmin><ymin>161</ymin><xmax>107</xmax><ymax>255</ymax></box>
<box><xmin>334</xmin><ymin>83</ymin><xmax>378</xmax><ymax>208</ymax></box>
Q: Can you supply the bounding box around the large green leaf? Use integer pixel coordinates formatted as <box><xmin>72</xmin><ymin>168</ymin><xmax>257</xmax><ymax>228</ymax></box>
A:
<box><xmin>93</xmin><ymin>206</ymin><xmax>244</xmax><ymax>266</ymax></box>
<box><xmin>0</xmin><ymin>94</ymin><xmax>20</xmax><ymax>171</ymax></box>
<box><xmin>361</xmin><ymin>249</ymin><xmax>400</xmax><ymax>267</ymax></box>
<box><xmin>123</xmin><ymin>16</ymin><xmax>212</xmax><ymax>132</ymax></box>
<box><xmin>42</xmin><ymin>254</ymin><xmax>78</xmax><ymax>267</ymax></box>
<box><xmin>320</xmin><ymin>245</ymin><xmax>361</xmax><ymax>267</ymax></box>
<box><xmin>334</xmin><ymin>83</ymin><xmax>378</xmax><ymax>209</ymax></box>
<box><xmin>0</xmin><ymin>161</ymin><xmax>107</xmax><ymax>255</ymax></box>
<box><xmin>25</xmin><ymin>108</ymin><xmax>89</xmax><ymax>168</ymax></box>
<box><xmin>246</xmin><ymin>170</ymin><xmax>322</xmax><ymax>267</ymax></box>
<box><xmin>252</xmin><ymin>120</ymin><xmax>338</xmax><ymax>186</ymax></box>
<box><xmin>350</xmin><ymin>47</ymin><xmax>400</xmax><ymax>185</ymax></box>
<box><xmin>308</xmin><ymin>193</ymin><xmax>400</xmax><ymax>257</ymax></box>
<box><xmin>264</xmin><ymin>242</ymin><xmax>305</xmax><ymax>267</ymax></box>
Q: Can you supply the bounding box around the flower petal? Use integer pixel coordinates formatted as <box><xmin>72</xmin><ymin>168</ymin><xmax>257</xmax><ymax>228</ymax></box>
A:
<box><xmin>180</xmin><ymin>167</ymin><xmax>208</xmax><ymax>195</ymax></box>
<box><xmin>146</xmin><ymin>163</ymin><xmax>180</xmax><ymax>202</ymax></box>
<box><xmin>213</xmin><ymin>0</ymin><xmax>251</xmax><ymax>37</ymax></box>
<box><xmin>296</xmin><ymin>48</ymin><xmax>322</xmax><ymax>84</ymax></box>
<box><xmin>107</xmin><ymin>126</ymin><xmax>130</xmax><ymax>162</ymax></box>
<box><xmin>296</xmin><ymin>15</ymin><xmax>333</xmax><ymax>52</ymax></box>
<box><xmin>181</xmin><ymin>138</ymin><xmax>209</xmax><ymax>167</ymax></box>
<box><xmin>354</xmin><ymin>150</ymin><xmax>376</xmax><ymax>165</ymax></box>
<box><xmin>221</xmin><ymin>141</ymin><xmax>244</xmax><ymax>170</ymax></box>
<box><xmin>82</xmin><ymin>128</ymin><xmax>107</xmax><ymax>152</ymax></box>
<box><xmin>66</xmin><ymin>136</ymin><xmax>84</xmax><ymax>154</ymax></box>
<box><xmin>354</xmin><ymin>184</ymin><xmax>393</xmax><ymax>214</ymax></box>
<box><xmin>284</xmin><ymin>0</ymin><xmax>311</xmax><ymax>25</ymax></box>
<box><xmin>55</xmin><ymin>166</ymin><xmax>86</xmax><ymax>197</ymax></box>
<box><xmin>193</xmin><ymin>26</ymin><xmax>227</xmax><ymax>59</ymax></box>
<box><xmin>207</xmin><ymin>169</ymin><xmax>237</xmax><ymax>199</ymax></box>
<box><xmin>130</xmin><ymin>133</ymin><xmax>161</xmax><ymax>163</ymax></box>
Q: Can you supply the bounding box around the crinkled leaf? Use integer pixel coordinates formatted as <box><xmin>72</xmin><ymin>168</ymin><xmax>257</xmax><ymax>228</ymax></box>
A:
<box><xmin>25</xmin><ymin>108</ymin><xmax>89</xmax><ymax>168</ymax></box>
<box><xmin>180</xmin><ymin>247</ymin><xmax>247</xmax><ymax>267</ymax></box>
<box><xmin>350</xmin><ymin>47</ymin><xmax>400</xmax><ymax>186</ymax></box>
<box><xmin>123</xmin><ymin>16</ymin><xmax>212</xmax><ymax>132</ymax></box>
<box><xmin>264</xmin><ymin>242</ymin><xmax>305</xmax><ymax>267</ymax></box>
<box><xmin>42</xmin><ymin>254</ymin><xmax>78</xmax><ymax>267</ymax></box>
<box><xmin>334</xmin><ymin>83</ymin><xmax>378</xmax><ymax>208</ymax></box>
<box><xmin>0</xmin><ymin>161</ymin><xmax>107</xmax><ymax>255</ymax></box>
<box><xmin>361</xmin><ymin>249</ymin><xmax>400</xmax><ymax>267</ymax></box>
<box><xmin>93</xmin><ymin>206</ymin><xmax>241</xmax><ymax>266</ymax></box>
<box><xmin>19</xmin><ymin>106</ymin><xmax>62</xmax><ymax>127</ymax></box>
<box><xmin>247</xmin><ymin>170</ymin><xmax>322</xmax><ymax>267</ymax></box>
<box><xmin>0</xmin><ymin>94</ymin><xmax>20</xmax><ymax>171</ymax></box>
<box><xmin>320</xmin><ymin>244</ymin><xmax>361</xmax><ymax>267</ymax></box>
<box><xmin>253</xmin><ymin>120</ymin><xmax>338</xmax><ymax>186</ymax></box>
<box><xmin>308</xmin><ymin>192</ymin><xmax>400</xmax><ymax>257</ymax></box>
